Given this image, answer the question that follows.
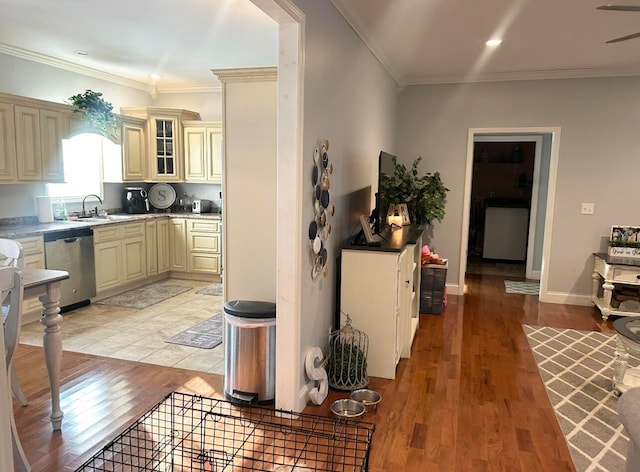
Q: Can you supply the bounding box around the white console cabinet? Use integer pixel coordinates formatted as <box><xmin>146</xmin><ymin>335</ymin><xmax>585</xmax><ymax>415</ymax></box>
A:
<box><xmin>340</xmin><ymin>226</ymin><xmax>423</xmax><ymax>379</ymax></box>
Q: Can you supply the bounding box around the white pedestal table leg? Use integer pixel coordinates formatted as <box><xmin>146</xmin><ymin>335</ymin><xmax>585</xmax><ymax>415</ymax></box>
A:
<box><xmin>39</xmin><ymin>284</ymin><xmax>64</xmax><ymax>430</ymax></box>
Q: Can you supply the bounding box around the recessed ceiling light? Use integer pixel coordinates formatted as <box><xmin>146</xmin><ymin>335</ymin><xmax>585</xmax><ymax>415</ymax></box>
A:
<box><xmin>150</xmin><ymin>73</ymin><xmax>162</xmax><ymax>79</ymax></box>
<box><xmin>485</xmin><ymin>39</ymin><xmax>502</xmax><ymax>47</ymax></box>
<box><xmin>74</xmin><ymin>50</ymin><xmax>89</xmax><ymax>56</ymax></box>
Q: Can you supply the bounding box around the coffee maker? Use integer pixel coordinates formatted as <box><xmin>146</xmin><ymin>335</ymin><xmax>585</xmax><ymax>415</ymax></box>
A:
<box><xmin>123</xmin><ymin>187</ymin><xmax>149</xmax><ymax>214</ymax></box>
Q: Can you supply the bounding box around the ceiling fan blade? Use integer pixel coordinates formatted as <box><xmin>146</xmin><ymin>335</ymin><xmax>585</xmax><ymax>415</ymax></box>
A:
<box><xmin>597</xmin><ymin>5</ymin><xmax>640</xmax><ymax>11</ymax></box>
<box><xmin>606</xmin><ymin>31</ymin><xmax>640</xmax><ymax>43</ymax></box>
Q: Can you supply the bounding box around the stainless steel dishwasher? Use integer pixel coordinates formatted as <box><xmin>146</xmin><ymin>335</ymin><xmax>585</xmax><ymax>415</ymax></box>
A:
<box><xmin>44</xmin><ymin>227</ymin><xmax>96</xmax><ymax>311</ymax></box>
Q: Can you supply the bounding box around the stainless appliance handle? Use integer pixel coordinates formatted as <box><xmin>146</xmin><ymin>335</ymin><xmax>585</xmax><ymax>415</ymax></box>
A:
<box><xmin>63</xmin><ymin>238</ymin><xmax>79</xmax><ymax>243</ymax></box>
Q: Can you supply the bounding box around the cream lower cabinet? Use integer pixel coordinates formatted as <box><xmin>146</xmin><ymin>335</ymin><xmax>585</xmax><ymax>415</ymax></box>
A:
<box><xmin>340</xmin><ymin>242</ymin><xmax>417</xmax><ymax>380</ymax></box>
<box><xmin>187</xmin><ymin>219</ymin><xmax>221</xmax><ymax>275</ymax></box>
<box><xmin>169</xmin><ymin>218</ymin><xmax>188</xmax><ymax>271</ymax></box>
<box><xmin>157</xmin><ymin>219</ymin><xmax>171</xmax><ymax>273</ymax></box>
<box><xmin>146</xmin><ymin>220</ymin><xmax>158</xmax><ymax>276</ymax></box>
<box><xmin>146</xmin><ymin>218</ymin><xmax>171</xmax><ymax>276</ymax></box>
<box><xmin>94</xmin><ymin>222</ymin><xmax>146</xmax><ymax>293</ymax></box>
<box><xmin>15</xmin><ymin>236</ymin><xmax>45</xmax><ymax>314</ymax></box>
<box><xmin>170</xmin><ymin>217</ymin><xmax>221</xmax><ymax>278</ymax></box>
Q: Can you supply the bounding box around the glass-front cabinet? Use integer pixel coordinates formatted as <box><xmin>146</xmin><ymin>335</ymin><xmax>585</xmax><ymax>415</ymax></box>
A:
<box><xmin>120</xmin><ymin>107</ymin><xmax>200</xmax><ymax>182</ymax></box>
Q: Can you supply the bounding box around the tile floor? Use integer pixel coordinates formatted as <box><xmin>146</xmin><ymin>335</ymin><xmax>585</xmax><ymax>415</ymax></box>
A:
<box><xmin>18</xmin><ymin>278</ymin><xmax>226</xmax><ymax>375</ymax></box>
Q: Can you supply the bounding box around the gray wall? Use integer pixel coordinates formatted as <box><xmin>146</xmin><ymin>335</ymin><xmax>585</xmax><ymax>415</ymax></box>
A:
<box><xmin>396</xmin><ymin>77</ymin><xmax>640</xmax><ymax>298</ymax></box>
<box><xmin>292</xmin><ymin>0</ymin><xmax>399</xmax><ymax>389</ymax></box>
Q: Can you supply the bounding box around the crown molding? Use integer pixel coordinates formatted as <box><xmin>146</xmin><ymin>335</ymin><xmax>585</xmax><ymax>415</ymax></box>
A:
<box><xmin>404</xmin><ymin>66</ymin><xmax>640</xmax><ymax>86</ymax></box>
<box><xmin>211</xmin><ymin>67</ymin><xmax>278</xmax><ymax>83</ymax></box>
<box><xmin>330</xmin><ymin>0</ymin><xmax>403</xmax><ymax>87</ymax></box>
<box><xmin>155</xmin><ymin>83</ymin><xmax>223</xmax><ymax>94</ymax></box>
<box><xmin>0</xmin><ymin>43</ymin><xmax>155</xmax><ymax>93</ymax></box>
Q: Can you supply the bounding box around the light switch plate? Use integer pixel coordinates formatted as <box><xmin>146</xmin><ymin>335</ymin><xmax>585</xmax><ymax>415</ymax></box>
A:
<box><xmin>581</xmin><ymin>203</ymin><xmax>595</xmax><ymax>215</ymax></box>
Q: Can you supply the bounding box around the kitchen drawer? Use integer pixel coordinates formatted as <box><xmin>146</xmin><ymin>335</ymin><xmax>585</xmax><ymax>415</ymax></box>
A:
<box><xmin>122</xmin><ymin>222</ymin><xmax>145</xmax><ymax>238</ymax></box>
<box><xmin>188</xmin><ymin>233</ymin><xmax>220</xmax><ymax>253</ymax></box>
<box><xmin>188</xmin><ymin>219</ymin><xmax>220</xmax><ymax>233</ymax></box>
<box><xmin>17</xmin><ymin>235</ymin><xmax>44</xmax><ymax>255</ymax></box>
<box><xmin>189</xmin><ymin>253</ymin><xmax>220</xmax><ymax>274</ymax></box>
<box><xmin>93</xmin><ymin>225</ymin><xmax>123</xmax><ymax>243</ymax></box>
<box><xmin>612</xmin><ymin>267</ymin><xmax>640</xmax><ymax>284</ymax></box>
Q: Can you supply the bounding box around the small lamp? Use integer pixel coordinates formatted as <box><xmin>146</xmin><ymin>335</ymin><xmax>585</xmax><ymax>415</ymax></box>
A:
<box><xmin>387</xmin><ymin>208</ymin><xmax>402</xmax><ymax>228</ymax></box>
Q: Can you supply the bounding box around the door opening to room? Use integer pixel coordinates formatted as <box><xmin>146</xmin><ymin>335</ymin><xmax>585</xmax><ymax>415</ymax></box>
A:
<box><xmin>466</xmin><ymin>135</ymin><xmax>542</xmax><ymax>279</ymax></box>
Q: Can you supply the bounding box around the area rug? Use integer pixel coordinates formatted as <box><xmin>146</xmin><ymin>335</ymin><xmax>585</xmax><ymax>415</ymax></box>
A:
<box><xmin>195</xmin><ymin>283</ymin><xmax>223</xmax><ymax>296</ymax></box>
<box><xmin>505</xmin><ymin>280</ymin><xmax>540</xmax><ymax>295</ymax></box>
<box><xmin>97</xmin><ymin>283</ymin><xmax>192</xmax><ymax>310</ymax></box>
<box><xmin>524</xmin><ymin>325</ymin><xmax>632</xmax><ymax>472</ymax></box>
<box><xmin>165</xmin><ymin>313</ymin><xmax>223</xmax><ymax>349</ymax></box>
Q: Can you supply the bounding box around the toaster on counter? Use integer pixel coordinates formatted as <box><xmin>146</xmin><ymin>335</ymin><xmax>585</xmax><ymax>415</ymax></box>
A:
<box><xmin>192</xmin><ymin>199</ymin><xmax>213</xmax><ymax>213</ymax></box>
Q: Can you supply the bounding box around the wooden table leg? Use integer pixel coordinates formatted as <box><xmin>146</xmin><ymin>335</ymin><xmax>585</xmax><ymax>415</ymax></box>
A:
<box><xmin>39</xmin><ymin>283</ymin><xmax>64</xmax><ymax>430</ymax></box>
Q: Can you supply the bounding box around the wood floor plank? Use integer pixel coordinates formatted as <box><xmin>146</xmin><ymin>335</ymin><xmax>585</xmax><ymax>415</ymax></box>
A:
<box><xmin>12</xmin><ymin>273</ymin><xmax>610</xmax><ymax>471</ymax></box>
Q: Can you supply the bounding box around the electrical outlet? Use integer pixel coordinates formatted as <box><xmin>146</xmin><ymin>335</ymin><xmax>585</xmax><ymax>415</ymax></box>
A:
<box><xmin>581</xmin><ymin>203</ymin><xmax>595</xmax><ymax>215</ymax></box>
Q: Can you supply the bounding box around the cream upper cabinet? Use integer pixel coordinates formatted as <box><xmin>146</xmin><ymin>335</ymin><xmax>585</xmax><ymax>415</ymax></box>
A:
<box><xmin>120</xmin><ymin>107</ymin><xmax>200</xmax><ymax>182</ymax></box>
<box><xmin>14</xmin><ymin>105</ymin><xmax>42</xmax><ymax>181</ymax></box>
<box><xmin>121</xmin><ymin>117</ymin><xmax>147</xmax><ymax>182</ymax></box>
<box><xmin>0</xmin><ymin>93</ymin><xmax>71</xmax><ymax>183</ymax></box>
<box><xmin>0</xmin><ymin>102</ymin><xmax>17</xmax><ymax>182</ymax></box>
<box><xmin>40</xmin><ymin>109</ymin><xmax>66</xmax><ymax>182</ymax></box>
<box><xmin>183</xmin><ymin>121</ymin><xmax>222</xmax><ymax>183</ymax></box>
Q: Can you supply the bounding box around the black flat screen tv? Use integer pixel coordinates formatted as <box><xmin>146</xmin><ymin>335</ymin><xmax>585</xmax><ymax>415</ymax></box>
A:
<box><xmin>374</xmin><ymin>151</ymin><xmax>396</xmax><ymax>235</ymax></box>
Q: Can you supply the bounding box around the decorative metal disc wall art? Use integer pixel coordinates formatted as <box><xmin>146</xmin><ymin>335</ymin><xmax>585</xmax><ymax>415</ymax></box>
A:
<box><xmin>309</xmin><ymin>139</ymin><xmax>334</xmax><ymax>280</ymax></box>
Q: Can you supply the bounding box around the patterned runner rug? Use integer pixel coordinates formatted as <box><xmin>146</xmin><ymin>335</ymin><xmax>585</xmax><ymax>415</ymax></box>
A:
<box><xmin>195</xmin><ymin>283</ymin><xmax>223</xmax><ymax>296</ymax></box>
<box><xmin>505</xmin><ymin>280</ymin><xmax>540</xmax><ymax>295</ymax></box>
<box><xmin>165</xmin><ymin>313</ymin><xmax>223</xmax><ymax>349</ymax></box>
<box><xmin>97</xmin><ymin>283</ymin><xmax>192</xmax><ymax>309</ymax></box>
<box><xmin>524</xmin><ymin>325</ymin><xmax>631</xmax><ymax>471</ymax></box>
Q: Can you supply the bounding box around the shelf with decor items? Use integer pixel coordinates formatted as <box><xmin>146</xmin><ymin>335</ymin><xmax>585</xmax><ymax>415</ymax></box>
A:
<box><xmin>340</xmin><ymin>224</ymin><xmax>424</xmax><ymax>379</ymax></box>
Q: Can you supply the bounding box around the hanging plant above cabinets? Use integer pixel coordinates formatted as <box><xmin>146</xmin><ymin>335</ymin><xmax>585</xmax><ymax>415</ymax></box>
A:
<box><xmin>68</xmin><ymin>89</ymin><xmax>119</xmax><ymax>138</ymax></box>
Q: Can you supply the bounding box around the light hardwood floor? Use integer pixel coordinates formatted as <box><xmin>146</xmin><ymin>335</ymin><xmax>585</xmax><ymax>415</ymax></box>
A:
<box><xmin>13</xmin><ymin>273</ymin><xmax>613</xmax><ymax>471</ymax></box>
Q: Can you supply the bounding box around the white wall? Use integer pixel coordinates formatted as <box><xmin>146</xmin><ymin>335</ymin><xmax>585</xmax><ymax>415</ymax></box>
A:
<box><xmin>291</xmin><ymin>0</ymin><xmax>399</xmax><ymax>394</ymax></box>
<box><xmin>396</xmin><ymin>77</ymin><xmax>640</xmax><ymax>298</ymax></box>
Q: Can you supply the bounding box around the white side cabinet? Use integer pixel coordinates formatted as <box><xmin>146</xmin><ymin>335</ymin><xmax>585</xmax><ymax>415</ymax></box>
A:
<box><xmin>340</xmin><ymin>227</ymin><xmax>423</xmax><ymax>379</ymax></box>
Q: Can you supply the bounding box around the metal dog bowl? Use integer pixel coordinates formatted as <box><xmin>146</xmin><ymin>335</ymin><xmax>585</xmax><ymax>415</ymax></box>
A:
<box><xmin>350</xmin><ymin>389</ymin><xmax>382</xmax><ymax>412</ymax></box>
<box><xmin>330</xmin><ymin>399</ymin><xmax>365</xmax><ymax>418</ymax></box>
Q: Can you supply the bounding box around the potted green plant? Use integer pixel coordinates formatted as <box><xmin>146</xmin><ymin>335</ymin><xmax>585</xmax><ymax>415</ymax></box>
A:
<box><xmin>379</xmin><ymin>156</ymin><xmax>449</xmax><ymax>225</ymax></box>
<box><xmin>68</xmin><ymin>89</ymin><xmax>119</xmax><ymax>138</ymax></box>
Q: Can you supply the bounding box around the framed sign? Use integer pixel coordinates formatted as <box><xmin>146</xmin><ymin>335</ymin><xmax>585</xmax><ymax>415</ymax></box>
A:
<box><xmin>397</xmin><ymin>203</ymin><xmax>410</xmax><ymax>225</ymax></box>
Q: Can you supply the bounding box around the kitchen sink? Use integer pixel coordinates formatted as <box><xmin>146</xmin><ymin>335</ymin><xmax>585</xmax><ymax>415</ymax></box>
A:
<box><xmin>84</xmin><ymin>214</ymin><xmax>134</xmax><ymax>221</ymax></box>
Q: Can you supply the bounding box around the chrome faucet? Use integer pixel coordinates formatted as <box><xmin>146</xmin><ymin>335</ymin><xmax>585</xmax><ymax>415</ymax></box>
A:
<box><xmin>82</xmin><ymin>194</ymin><xmax>103</xmax><ymax>217</ymax></box>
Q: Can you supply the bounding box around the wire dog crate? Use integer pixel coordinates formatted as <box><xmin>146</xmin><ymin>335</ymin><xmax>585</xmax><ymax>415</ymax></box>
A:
<box><xmin>75</xmin><ymin>391</ymin><xmax>375</xmax><ymax>471</ymax></box>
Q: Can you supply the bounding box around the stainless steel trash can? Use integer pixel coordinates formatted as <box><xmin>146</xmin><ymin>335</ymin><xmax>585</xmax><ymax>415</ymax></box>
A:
<box><xmin>224</xmin><ymin>300</ymin><xmax>276</xmax><ymax>404</ymax></box>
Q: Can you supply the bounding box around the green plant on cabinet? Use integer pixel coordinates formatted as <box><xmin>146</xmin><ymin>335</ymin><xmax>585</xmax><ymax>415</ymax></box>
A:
<box><xmin>379</xmin><ymin>156</ymin><xmax>449</xmax><ymax>225</ymax></box>
<box><xmin>68</xmin><ymin>89</ymin><xmax>119</xmax><ymax>138</ymax></box>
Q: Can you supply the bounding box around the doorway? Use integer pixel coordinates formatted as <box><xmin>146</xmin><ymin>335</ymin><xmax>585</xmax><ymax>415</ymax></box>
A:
<box><xmin>458</xmin><ymin>127</ymin><xmax>562</xmax><ymax>300</ymax></box>
<box><xmin>467</xmin><ymin>135</ymin><xmax>542</xmax><ymax>280</ymax></box>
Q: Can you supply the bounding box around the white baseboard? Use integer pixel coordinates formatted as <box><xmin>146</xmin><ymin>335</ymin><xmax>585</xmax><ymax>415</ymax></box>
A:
<box><xmin>540</xmin><ymin>291</ymin><xmax>593</xmax><ymax>306</ymax></box>
<box><xmin>445</xmin><ymin>283</ymin><xmax>461</xmax><ymax>295</ymax></box>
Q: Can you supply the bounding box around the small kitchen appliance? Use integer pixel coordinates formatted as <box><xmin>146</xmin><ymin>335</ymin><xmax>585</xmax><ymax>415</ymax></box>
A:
<box><xmin>123</xmin><ymin>187</ymin><xmax>149</xmax><ymax>214</ymax></box>
<box><xmin>192</xmin><ymin>199</ymin><xmax>213</xmax><ymax>213</ymax></box>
